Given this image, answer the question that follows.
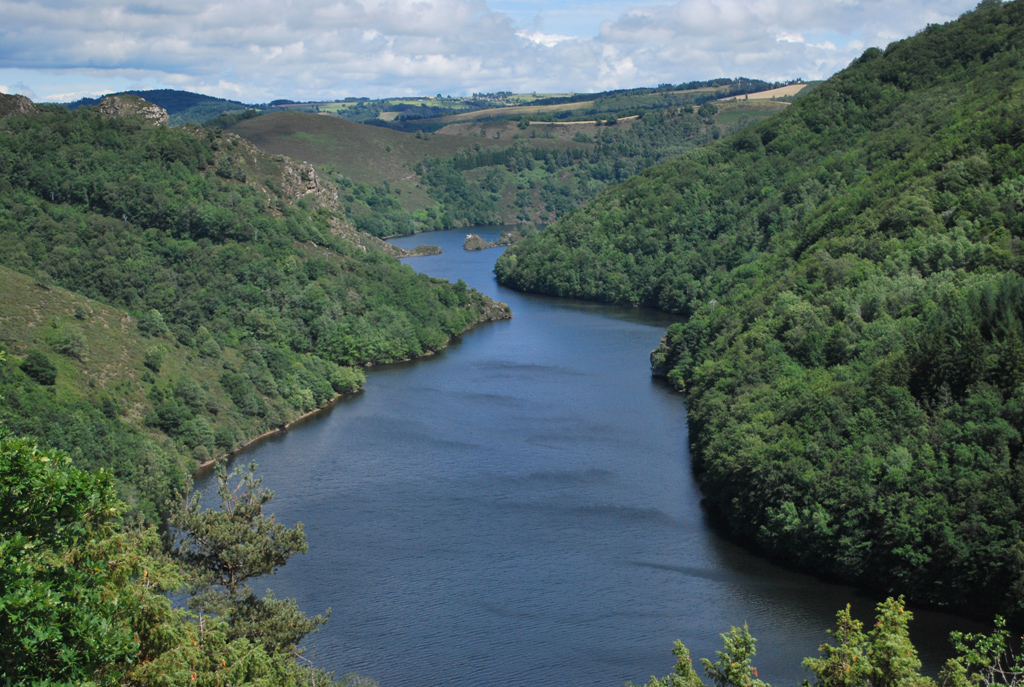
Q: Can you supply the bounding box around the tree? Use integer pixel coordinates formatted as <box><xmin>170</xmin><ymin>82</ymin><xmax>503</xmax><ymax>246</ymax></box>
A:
<box><xmin>0</xmin><ymin>426</ymin><xmax>181</xmax><ymax>684</ymax></box>
<box><xmin>940</xmin><ymin>617</ymin><xmax>1024</xmax><ymax>687</ymax></box>
<box><xmin>20</xmin><ymin>349</ymin><xmax>56</xmax><ymax>385</ymax></box>
<box><xmin>803</xmin><ymin>605</ymin><xmax>871</xmax><ymax>687</ymax></box>
<box><xmin>806</xmin><ymin>598</ymin><xmax>934</xmax><ymax>687</ymax></box>
<box><xmin>0</xmin><ymin>414</ymin><xmax>344</xmax><ymax>685</ymax></box>
<box><xmin>170</xmin><ymin>462</ymin><xmax>328</xmax><ymax>656</ymax></box>
<box><xmin>643</xmin><ymin>598</ymin><xmax>967</xmax><ymax>687</ymax></box>
<box><xmin>637</xmin><ymin>624</ymin><xmax>766</xmax><ymax>687</ymax></box>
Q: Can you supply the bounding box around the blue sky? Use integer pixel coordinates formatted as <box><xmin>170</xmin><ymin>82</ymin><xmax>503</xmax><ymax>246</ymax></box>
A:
<box><xmin>0</xmin><ymin>0</ymin><xmax>982</xmax><ymax>103</ymax></box>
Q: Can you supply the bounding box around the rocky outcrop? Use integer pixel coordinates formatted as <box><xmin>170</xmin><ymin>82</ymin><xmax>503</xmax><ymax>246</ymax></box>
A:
<box><xmin>464</xmin><ymin>229</ymin><xmax>529</xmax><ymax>251</ymax></box>
<box><xmin>0</xmin><ymin>93</ymin><xmax>37</xmax><ymax>120</ymax></box>
<box><xmin>282</xmin><ymin>160</ymin><xmax>339</xmax><ymax>207</ymax></box>
<box><xmin>464</xmin><ymin>234</ymin><xmax>492</xmax><ymax>250</ymax></box>
<box><xmin>97</xmin><ymin>95</ymin><xmax>169</xmax><ymax>126</ymax></box>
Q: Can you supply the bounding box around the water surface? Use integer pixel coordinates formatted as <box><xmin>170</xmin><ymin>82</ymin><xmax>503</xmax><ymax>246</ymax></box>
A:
<box><xmin>197</xmin><ymin>227</ymin><xmax>983</xmax><ymax>687</ymax></box>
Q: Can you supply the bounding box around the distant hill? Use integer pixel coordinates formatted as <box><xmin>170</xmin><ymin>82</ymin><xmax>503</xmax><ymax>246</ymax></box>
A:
<box><xmin>496</xmin><ymin>0</ymin><xmax>1024</xmax><ymax>620</ymax></box>
<box><xmin>226</xmin><ymin>111</ymin><xmax>577</xmax><ymax>213</ymax></box>
<box><xmin>228</xmin><ymin>99</ymin><xmax>783</xmax><ymax>230</ymax></box>
<box><xmin>64</xmin><ymin>88</ymin><xmax>257</xmax><ymax>125</ymax></box>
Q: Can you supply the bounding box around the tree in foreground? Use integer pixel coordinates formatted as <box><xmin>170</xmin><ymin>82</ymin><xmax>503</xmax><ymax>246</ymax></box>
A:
<box><xmin>637</xmin><ymin>597</ymin><xmax>1024</xmax><ymax>687</ymax></box>
<box><xmin>169</xmin><ymin>462</ymin><xmax>329</xmax><ymax>656</ymax></box>
<box><xmin>0</xmin><ymin>407</ymin><xmax>349</xmax><ymax>685</ymax></box>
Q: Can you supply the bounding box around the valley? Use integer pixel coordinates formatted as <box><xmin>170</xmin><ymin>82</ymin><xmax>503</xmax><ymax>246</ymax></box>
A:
<box><xmin>3</xmin><ymin>1</ymin><xmax>1024</xmax><ymax>685</ymax></box>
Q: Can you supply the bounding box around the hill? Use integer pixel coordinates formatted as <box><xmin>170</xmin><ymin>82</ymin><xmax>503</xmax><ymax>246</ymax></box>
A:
<box><xmin>495</xmin><ymin>0</ymin><xmax>1024</xmax><ymax>620</ymax></box>
<box><xmin>0</xmin><ymin>94</ymin><xmax>508</xmax><ymax>520</ymax></box>
<box><xmin>227</xmin><ymin>100</ymin><xmax>785</xmax><ymax>231</ymax></box>
<box><xmin>226</xmin><ymin>110</ymin><xmax>545</xmax><ymax>210</ymax></box>
<box><xmin>65</xmin><ymin>88</ymin><xmax>256</xmax><ymax>125</ymax></box>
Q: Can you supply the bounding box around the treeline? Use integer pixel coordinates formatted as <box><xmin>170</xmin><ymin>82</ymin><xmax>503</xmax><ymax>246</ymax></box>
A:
<box><xmin>0</xmin><ymin>96</ymin><xmax>506</xmax><ymax>520</ymax></box>
<box><xmin>530</xmin><ymin>78</ymin><xmax>788</xmax><ymax>107</ymax></box>
<box><xmin>496</xmin><ymin>0</ymin><xmax>1024</xmax><ymax>619</ymax></box>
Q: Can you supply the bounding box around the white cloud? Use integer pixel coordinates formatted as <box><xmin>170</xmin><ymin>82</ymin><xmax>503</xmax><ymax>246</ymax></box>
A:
<box><xmin>516</xmin><ymin>30</ymin><xmax>575</xmax><ymax>47</ymax></box>
<box><xmin>43</xmin><ymin>89</ymin><xmax>116</xmax><ymax>102</ymax></box>
<box><xmin>0</xmin><ymin>0</ymin><xmax>982</xmax><ymax>102</ymax></box>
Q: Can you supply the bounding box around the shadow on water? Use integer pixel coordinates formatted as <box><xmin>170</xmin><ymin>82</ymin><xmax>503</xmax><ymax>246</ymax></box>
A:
<box><xmin>197</xmin><ymin>228</ymin><xmax>988</xmax><ymax>687</ymax></box>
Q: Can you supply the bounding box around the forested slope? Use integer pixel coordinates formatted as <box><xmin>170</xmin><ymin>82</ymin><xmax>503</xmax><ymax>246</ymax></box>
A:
<box><xmin>496</xmin><ymin>0</ymin><xmax>1024</xmax><ymax>619</ymax></box>
<box><xmin>0</xmin><ymin>94</ymin><xmax>507</xmax><ymax>520</ymax></box>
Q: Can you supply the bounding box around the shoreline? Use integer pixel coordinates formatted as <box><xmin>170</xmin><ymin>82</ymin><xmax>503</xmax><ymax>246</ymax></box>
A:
<box><xmin>193</xmin><ymin>390</ymin><xmax>360</xmax><ymax>474</ymax></box>
<box><xmin>193</xmin><ymin>303</ymin><xmax>511</xmax><ymax>476</ymax></box>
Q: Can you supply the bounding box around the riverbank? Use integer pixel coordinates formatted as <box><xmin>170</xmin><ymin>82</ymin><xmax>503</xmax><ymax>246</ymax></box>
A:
<box><xmin>194</xmin><ymin>296</ymin><xmax>511</xmax><ymax>475</ymax></box>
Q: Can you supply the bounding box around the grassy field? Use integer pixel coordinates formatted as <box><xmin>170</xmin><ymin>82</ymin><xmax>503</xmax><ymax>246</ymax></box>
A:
<box><xmin>717</xmin><ymin>83</ymin><xmax>809</xmax><ymax>101</ymax></box>
<box><xmin>432</xmin><ymin>100</ymin><xmax>596</xmax><ymax>123</ymax></box>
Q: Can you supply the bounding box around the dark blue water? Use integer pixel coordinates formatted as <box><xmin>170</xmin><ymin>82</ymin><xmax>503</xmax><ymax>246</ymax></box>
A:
<box><xmin>196</xmin><ymin>228</ymin><xmax>984</xmax><ymax>687</ymax></box>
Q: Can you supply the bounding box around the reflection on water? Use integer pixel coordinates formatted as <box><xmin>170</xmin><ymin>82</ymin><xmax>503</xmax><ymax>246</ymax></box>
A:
<box><xmin>197</xmin><ymin>228</ymin><xmax>985</xmax><ymax>687</ymax></box>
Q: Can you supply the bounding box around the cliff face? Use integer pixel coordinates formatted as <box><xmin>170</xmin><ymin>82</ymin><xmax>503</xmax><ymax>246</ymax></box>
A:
<box><xmin>98</xmin><ymin>94</ymin><xmax>169</xmax><ymax>126</ymax></box>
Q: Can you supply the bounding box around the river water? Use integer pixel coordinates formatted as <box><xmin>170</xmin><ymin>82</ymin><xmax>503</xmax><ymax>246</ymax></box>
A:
<box><xmin>196</xmin><ymin>227</ymin><xmax>983</xmax><ymax>687</ymax></box>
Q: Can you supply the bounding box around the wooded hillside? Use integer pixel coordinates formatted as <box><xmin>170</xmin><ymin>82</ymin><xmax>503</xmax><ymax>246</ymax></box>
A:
<box><xmin>0</xmin><ymin>95</ymin><xmax>507</xmax><ymax>520</ymax></box>
<box><xmin>496</xmin><ymin>0</ymin><xmax>1024</xmax><ymax>620</ymax></box>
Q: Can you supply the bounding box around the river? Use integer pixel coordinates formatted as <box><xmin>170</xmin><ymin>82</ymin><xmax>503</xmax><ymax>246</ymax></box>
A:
<box><xmin>195</xmin><ymin>227</ymin><xmax>984</xmax><ymax>687</ymax></box>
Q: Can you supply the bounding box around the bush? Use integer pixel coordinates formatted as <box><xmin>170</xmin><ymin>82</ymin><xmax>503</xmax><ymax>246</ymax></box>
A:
<box><xmin>20</xmin><ymin>350</ymin><xmax>57</xmax><ymax>385</ymax></box>
<box><xmin>137</xmin><ymin>309</ymin><xmax>169</xmax><ymax>337</ymax></box>
<box><xmin>144</xmin><ymin>345</ymin><xmax>165</xmax><ymax>372</ymax></box>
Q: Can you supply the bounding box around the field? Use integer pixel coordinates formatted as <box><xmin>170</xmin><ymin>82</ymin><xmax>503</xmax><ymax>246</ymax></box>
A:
<box><xmin>436</xmin><ymin>117</ymin><xmax>633</xmax><ymax>140</ymax></box>
<box><xmin>432</xmin><ymin>100</ymin><xmax>595</xmax><ymax>124</ymax></box>
<box><xmin>718</xmin><ymin>83</ymin><xmax>810</xmax><ymax>101</ymax></box>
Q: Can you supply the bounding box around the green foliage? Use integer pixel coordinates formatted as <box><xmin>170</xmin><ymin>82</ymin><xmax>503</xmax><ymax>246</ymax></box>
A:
<box><xmin>496</xmin><ymin>0</ymin><xmax>1024</xmax><ymax>619</ymax></box>
<box><xmin>413</xmin><ymin>103</ymin><xmax>769</xmax><ymax>227</ymax></box>
<box><xmin>702</xmin><ymin>625</ymin><xmax>769</xmax><ymax>687</ymax></box>
<box><xmin>172</xmin><ymin>463</ymin><xmax>307</xmax><ymax>593</ymax></box>
<box><xmin>19</xmin><ymin>349</ymin><xmax>56</xmax><ymax>385</ymax></box>
<box><xmin>137</xmin><ymin>309</ymin><xmax>169</xmax><ymax>337</ymax></box>
<box><xmin>43</xmin><ymin>318</ymin><xmax>86</xmax><ymax>360</ymax></box>
<box><xmin>941</xmin><ymin>617</ymin><xmax>1024</xmax><ymax>687</ymax></box>
<box><xmin>0</xmin><ymin>429</ymin><xmax>128</xmax><ymax>682</ymax></box>
<box><xmin>144</xmin><ymin>344</ymin><xmax>165</xmax><ymax>372</ymax></box>
<box><xmin>806</xmin><ymin>599</ymin><xmax>932</xmax><ymax>687</ymax></box>
<box><xmin>643</xmin><ymin>598</ymin><xmax>1023</xmax><ymax>687</ymax></box>
<box><xmin>170</xmin><ymin>463</ymin><xmax>328</xmax><ymax>658</ymax></box>
<box><xmin>0</xmin><ymin>424</ymin><xmax>350</xmax><ymax>685</ymax></box>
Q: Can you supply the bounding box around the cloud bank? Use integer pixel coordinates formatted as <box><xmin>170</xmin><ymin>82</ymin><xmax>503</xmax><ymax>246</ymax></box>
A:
<box><xmin>0</xmin><ymin>0</ymin><xmax>980</xmax><ymax>102</ymax></box>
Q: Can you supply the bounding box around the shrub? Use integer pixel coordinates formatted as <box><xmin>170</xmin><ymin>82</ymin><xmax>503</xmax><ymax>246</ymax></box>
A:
<box><xmin>20</xmin><ymin>350</ymin><xmax>57</xmax><ymax>385</ymax></box>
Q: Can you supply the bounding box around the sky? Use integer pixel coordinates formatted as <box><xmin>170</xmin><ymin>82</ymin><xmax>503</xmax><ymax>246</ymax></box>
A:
<box><xmin>0</xmin><ymin>0</ymin><xmax>983</xmax><ymax>103</ymax></box>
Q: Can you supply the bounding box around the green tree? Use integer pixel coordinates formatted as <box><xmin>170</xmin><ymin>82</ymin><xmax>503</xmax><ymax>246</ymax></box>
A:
<box><xmin>0</xmin><ymin>427</ymin><xmax>177</xmax><ymax>683</ymax></box>
<box><xmin>803</xmin><ymin>605</ymin><xmax>871</xmax><ymax>687</ymax></box>
<box><xmin>170</xmin><ymin>462</ymin><xmax>328</xmax><ymax>656</ymax></box>
<box><xmin>940</xmin><ymin>616</ymin><xmax>1024</xmax><ymax>687</ymax></box>
<box><xmin>637</xmin><ymin>624</ymin><xmax>766</xmax><ymax>687</ymax></box>
<box><xmin>19</xmin><ymin>349</ymin><xmax>56</xmax><ymax>385</ymax></box>
<box><xmin>144</xmin><ymin>344</ymin><xmax>165</xmax><ymax>372</ymax></box>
